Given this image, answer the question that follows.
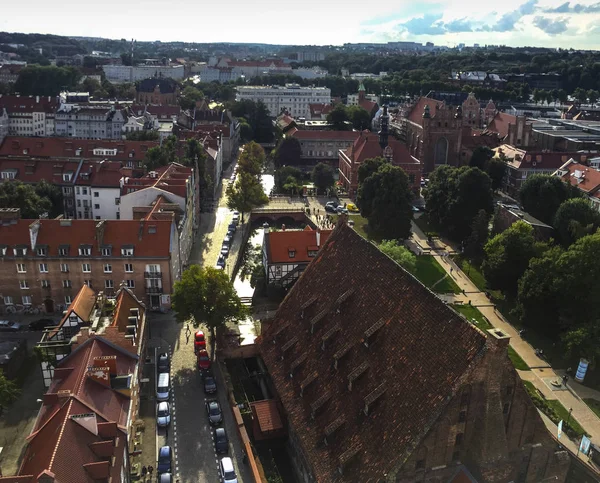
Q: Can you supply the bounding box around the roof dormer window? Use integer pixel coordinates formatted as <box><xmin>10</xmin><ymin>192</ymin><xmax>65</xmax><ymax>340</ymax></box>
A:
<box><xmin>121</xmin><ymin>246</ymin><xmax>134</xmax><ymax>257</ymax></box>
<box><xmin>288</xmin><ymin>249</ymin><xmax>296</xmax><ymax>259</ymax></box>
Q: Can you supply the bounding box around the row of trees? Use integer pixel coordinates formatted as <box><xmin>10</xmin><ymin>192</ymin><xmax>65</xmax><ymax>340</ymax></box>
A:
<box><xmin>0</xmin><ymin>180</ymin><xmax>63</xmax><ymax>219</ymax></box>
<box><xmin>225</xmin><ymin>142</ymin><xmax>269</xmax><ymax>221</ymax></box>
<box><xmin>326</xmin><ymin>104</ymin><xmax>372</xmax><ymax>131</ymax></box>
<box><xmin>274</xmin><ymin>163</ymin><xmax>335</xmax><ymax>196</ymax></box>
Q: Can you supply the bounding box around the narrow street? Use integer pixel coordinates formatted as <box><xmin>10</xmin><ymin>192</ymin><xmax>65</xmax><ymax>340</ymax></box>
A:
<box><xmin>146</xmin><ymin>162</ymin><xmax>252</xmax><ymax>483</ymax></box>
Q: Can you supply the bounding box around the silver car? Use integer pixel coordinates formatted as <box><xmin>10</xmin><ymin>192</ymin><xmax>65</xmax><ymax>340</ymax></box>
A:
<box><xmin>157</xmin><ymin>401</ymin><xmax>171</xmax><ymax>427</ymax></box>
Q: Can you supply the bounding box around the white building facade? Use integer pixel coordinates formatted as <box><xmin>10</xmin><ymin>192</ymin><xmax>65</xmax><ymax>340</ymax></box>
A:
<box><xmin>55</xmin><ymin>105</ymin><xmax>127</xmax><ymax>139</ymax></box>
<box><xmin>235</xmin><ymin>84</ymin><xmax>331</xmax><ymax>118</ymax></box>
<box><xmin>102</xmin><ymin>64</ymin><xmax>185</xmax><ymax>83</ymax></box>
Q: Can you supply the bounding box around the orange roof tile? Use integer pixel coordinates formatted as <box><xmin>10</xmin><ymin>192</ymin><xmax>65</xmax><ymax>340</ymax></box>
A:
<box><xmin>559</xmin><ymin>160</ymin><xmax>600</xmax><ymax>194</ymax></box>
<box><xmin>289</xmin><ymin>130</ymin><xmax>360</xmax><ymax>141</ymax></box>
<box><xmin>407</xmin><ymin>97</ymin><xmax>444</xmax><ymax>126</ymax></box>
<box><xmin>265</xmin><ymin>228</ymin><xmax>332</xmax><ymax>264</ymax></box>
<box><xmin>250</xmin><ymin>400</ymin><xmax>283</xmax><ymax>432</ymax></box>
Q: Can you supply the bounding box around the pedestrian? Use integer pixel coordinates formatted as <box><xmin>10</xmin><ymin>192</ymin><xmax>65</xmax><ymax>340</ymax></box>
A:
<box><xmin>148</xmin><ymin>465</ymin><xmax>153</xmax><ymax>476</ymax></box>
<box><xmin>141</xmin><ymin>466</ymin><xmax>147</xmax><ymax>477</ymax></box>
<box><xmin>450</xmin><ymin>267</ymin><xmax>453</xmax><ymax>274</ymax></box>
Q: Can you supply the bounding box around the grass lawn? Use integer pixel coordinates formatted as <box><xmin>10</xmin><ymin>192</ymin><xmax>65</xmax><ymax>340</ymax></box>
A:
<box><xmin>411</xmin><ymin>255</ymin><xmax>461</xmax><ymax>293</ymax></box>
<box><xmin>413</xmin><ymin>213</ymin><xmax>439</xmax><ymax>237</ymax></box>
<box><xmin>523</xmin><ymin>381</ymin><xmax>587</xmax><ymax>438</ymax></box>
<box><xmin>508</xmin><ymin>346</ymin><xmax>530</xmax><ymax>371</ymax></box>
<box><xmin>454</xmin><ymin>256</ymin><xmax>487</xmax><ymax>292</ymax></box>
<box><xmin>452</xmin><ymin>304</ymin><xmax>493</xmax><ymax>330</ymax></box>
<box><xmin>584</xmin><ymin>399</ymin><xmax>600</xmax><ymax>419</ymax></box>
<box><xmin>331</xmin><ymin>214</ymin><xmax>382</xmax><ymax>243</ymax></box>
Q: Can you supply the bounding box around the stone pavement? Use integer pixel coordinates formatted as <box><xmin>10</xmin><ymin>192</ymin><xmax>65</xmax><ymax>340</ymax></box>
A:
<box><xmin>410</xmin><ymin>218</ymin><xmax>600</xmax><ymax>468</ymax></box>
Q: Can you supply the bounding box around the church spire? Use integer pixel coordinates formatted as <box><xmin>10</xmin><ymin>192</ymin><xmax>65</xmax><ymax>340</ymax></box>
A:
<box><xmin>378</xmin><ymin>105</ymin><xmax>389</xmax><ymax>151</ymax></box>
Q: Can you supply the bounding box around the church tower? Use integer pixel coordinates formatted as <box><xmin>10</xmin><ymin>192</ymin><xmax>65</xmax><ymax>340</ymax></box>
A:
<box><xmin>378</xmin><ymin>105</ymin><xmax>389</xmax><ymax>151</ymax></box>
<box><xmin>358</xmin><ymin>82</ymin><xmax>366</xmax><ymax>102</ymax></box>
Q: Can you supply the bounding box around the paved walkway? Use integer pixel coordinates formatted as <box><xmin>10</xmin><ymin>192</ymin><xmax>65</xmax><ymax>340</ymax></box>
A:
<box><xmin>410</xmin><ymin>218</ymin><xmax>600</xmax><ymax>468</ymax></box>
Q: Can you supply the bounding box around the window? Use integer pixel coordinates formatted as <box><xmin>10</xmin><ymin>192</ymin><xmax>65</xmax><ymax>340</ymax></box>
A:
<box><xmin>124</xmin><ymin>263</ymin><xmax>133</xmax><ymax>273</ymax></box>
<box><xmin>288</xmin><ymin>249</ymin><xmax>296</xmax><ymax>258</ymax></box>
<box><xmin>121</xmin><ymin>247</ymin><xmax>134</xmax><ymax>257</ymax></box>
<box><xmin>63</xmin><ymin>172</ymin><xmax>73</xmax><ymax>182</ymax></box>
<box><xmin>84</xmin><ymin>280</ymin><xmax>92</xmax><ymax>288</ymax></box>
<box><xmin>94</xmin><ymin>191</ymin><xmax>99</xmax><ymax>197</ymax></box>
<box><xmin>415</xmin><ymin>459</ymin><xmax>425</xmax><ymax>470</ymax></box>
<box><xmin>63</xmin><ymin>280</ymin><xmax>72</xmax><ymax>288</ymax></box>
<box><xmin>37</xmin><ymin>247</ymin><xmax>47</xmax><ymax>256</ymax></box>
<box><xmin>82</xmin><ymin>263</ymin><xmax>91</xmax><ymax>273</ymax></box>
<box><xmin>102</xmin><ymin>247</ymin><xmax>112</xmax><ymax>256</ymax></box>
<box><xmin>82</xmin><ymin>188</ymin><xmax>88</xmax><ymax>195</ymax></box>
<box><xmin>1</xmin><ymin>171</ymin><xmax>16</xmax><ymax>179</ymax></box>
<box><xmin>16</xmin><ymin>264</ymin><xmax>26</xmax><ymax>273</ymax></box>
<box><xmin>65</xmin><ymin>295</ymin><xmax>73</xmax><ymax>305</ymax></box>
<box><xmin>13</xmin><ymin>247</ymin><xmax>27</xmax><ymax>256</ymax></box>
<box><xmin>105</xmin><ymin>279</ymin><xmax>114</xmax><ymax>289</ymax></box>
<box><xmin>115</xmin><ymin>198</ymin><xmax>120</xmax><ymax>205</ymax></box>
<box><xmin>104</xmin><ymin>263</ymin><xmax>112</xmax><ymax>273</ymax></box>
<box><xmin>125</xmin><ymin>279</ymin><xmax>135</xmax><ymax>288</ymax></box>
<box><xmin>3</xmin><ymin>296</ymin><xmax>13</xmax><ymax>305</ymax></box>
<box><xmin>39</xmin><ymin>263</ymin><xmax>48</xmax><ymax>273</ymax></box>
<box><xmin>307</xmin><ymin>250</ymin><xmax>318</xmax><ymax>257</ymax></box>
<box><xmin>79</xmin><ymin>246</ymin><xmax>91</xmax><ymax>256</ymax></box>
<box><xmin>22</xmin><ymin>295</ymin><xmax>32</xmax><ymax>305</ymax></box>
<box><xmin>458</xmin><ymin>410</ymin><xmax>467</xmax><ymax>423</ymax></box>
<box><xmin>60</xmin><ymin>263</ymin><xmax>69</xmax><ymax>273</ymax></box>
<box><xmin>19</xmin><ymin>280</ymin><xmax>29</xmax><ymax>289</ymax></box>
<box><xmin>455</xmin><ymin>433</ymin><xmax>464</xmax><ymax>446</ymax></box>
<box><xmin>59</xmin><ymin>246</ymin><xmax>69</xmax><ymax>256</ymax></box>
<box><xmin>41</xmin><ymin>280</ymin><xmax>50</xmax><ymax>288</ymax></box>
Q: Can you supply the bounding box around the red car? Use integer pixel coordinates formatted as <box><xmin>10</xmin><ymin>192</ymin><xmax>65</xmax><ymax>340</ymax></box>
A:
<box><xmin>197</xmin><ymin>350</ymin><xmax>211</xmax><ymax>371</ymax></box>
<box><xmin>194</xmin><ymin>330</ymin><xmax>206</xmax><ymax>353</ymax></box>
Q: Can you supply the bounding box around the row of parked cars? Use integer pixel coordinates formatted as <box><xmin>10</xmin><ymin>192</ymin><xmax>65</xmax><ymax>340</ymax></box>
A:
<box><xmin>155</xmin><ymin>351</ymin><xmax>174</xmax><ymax>482</ymax></box>
<box><xmin>194</xmin><ymin>330</ymin><xmax>239</xmax><ymax>483</ymax></box>
<box><xmin>0</xmin><ymin>318</ymin><xmax>58</xmax><ymax>332</ymax></box>
<box><xmin>216</xmin><ymin>211</ymin><xmax>240</xmax><ymax>270</ymax></box>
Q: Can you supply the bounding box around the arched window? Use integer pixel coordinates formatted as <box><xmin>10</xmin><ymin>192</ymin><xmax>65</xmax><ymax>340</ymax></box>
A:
<box><xmin>434</xmin><ymin>137</ymin><xmax>448</xmax><ymax>165</ymax></box>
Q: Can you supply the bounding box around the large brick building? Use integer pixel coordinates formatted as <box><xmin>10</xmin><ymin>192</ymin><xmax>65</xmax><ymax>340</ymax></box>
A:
<box><xmin>0</xmin><ymin>209</ymin><xmax>179</xmax><ymax>314</ymax></box>
<box><xmin>258</xmin><ymin>222</ymin><xmax>570</xmax><ymax>483</ymax></box>
<box><xmin>135</xmin><ymin>77</ymin><xmax>180</xmax><ymax>105</ymax></box>
<box><xmin>287</xmin><ymin>129</ymin><xmax>360</xmax><ymax>166</ymax></box>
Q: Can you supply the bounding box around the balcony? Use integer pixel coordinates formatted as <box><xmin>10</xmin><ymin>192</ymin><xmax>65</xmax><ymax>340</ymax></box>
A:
<box><xmin>144</xmin><ymin>271</ymin><xmax>163</xmax><ymax>279</ymax></box>
<box><xmin>146</xmin><ymin>286</ymin><xmax>162</xmax><ymax>294</ymax></box>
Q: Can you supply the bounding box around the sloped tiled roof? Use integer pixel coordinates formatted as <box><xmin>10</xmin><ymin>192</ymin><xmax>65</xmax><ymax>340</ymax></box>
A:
<box><xmin>289</xmin><ymin>130</ymin><xmax>360</xmax><ymax>141</ymax></box>
<box><xmin>265</xmin><ymin>228</ymin><xmax>332</xmax><ymax>264</ymax></box>
<box><xmin>111</xmin><ymin>287</ymin><xmax>145</xmax><ymax>334</ymax></box>
<box><xmin>345</xmin><ymin>132</ymin><xmax>420</xmax><ymax>166</ymax></box>
<box><xmin>46</xmin><ymin>285</ymin><xmax>97</xmax><ymax>341</ymax></box>
<box><xmin>258</xmin><ymin>223</ymin><xmax>487</xmax><ymax>483</ymax></box>
<box><xmin>136</xmin><ymin>77</ymin><xmax>179</xmax><ymax>94</ymax></box>
<box><xmin>120</xmin><ymin>162</ymin><xmax>192</xmax><ymax>198</ymax></box>
<box><xmin>407</xmin><ymin>96</ymin><xmax>444</xmax><ymax>126</ymax></box>
<box><xmin>0</xmin><ymin>95</ymin><xmax>57</xmax><ymax>114</ymax></box>
<box><xmin>558</xmin><ymin>160</ymin><xmax>600</xmax><ymax>194</ymax></box>
<box><xmin>495</xmin><ymin>144</ymin><xmax>589</xmax><ymax>171</ymax></box>
<box><xmin>487</xmin><ymin>112</ymin><xmax>519</xmax><ymax>138</ymax></box>
<box><xmin>358</xmin><ymin>99</ymin><xmax>377</xmax><ymax>115</ymax></box>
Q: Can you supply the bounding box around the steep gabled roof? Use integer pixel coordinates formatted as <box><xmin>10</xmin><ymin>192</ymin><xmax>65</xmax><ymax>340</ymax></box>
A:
<box><xmin>407</xmin><ymin>96</ymin><xmax>444</xmax><ymax>126</ymax></box>
<box><xmin>258</xmin><ymin>223</ymin><xmax>487</xmax><ymax>483</ymax></box>
<box><xmin>265</xmin><ymin>228</ymin><xmax>332</xmax><ymax>264</ymax></box>
<box><xmin>487</xmin><ymin>112</ymin><xmax>519</xmax><ymax>138</ymax></box>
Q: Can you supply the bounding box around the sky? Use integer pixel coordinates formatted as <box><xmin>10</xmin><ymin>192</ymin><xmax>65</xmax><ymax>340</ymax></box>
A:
<box><xmin>2</xmin><ymin>0</ymin><xmax>600</xmax><ymax>49</ymax></box>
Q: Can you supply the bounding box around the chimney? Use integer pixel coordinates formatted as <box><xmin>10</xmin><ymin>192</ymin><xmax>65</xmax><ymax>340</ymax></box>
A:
<box><xmin>120</xmin><ymin>166</ymin><xmax>133</xmax><ymax>177</ymax></box>
<box><xmin>93</xmin><ymin>355</ymin><xmax>117</xmax><ymax>375</ymax></box>
<box><xmin>43</xmin><ymin>393</ymin><xmax>58</xmax><ymax>405</ymax></box>
<box><xmin>316</xmin><ymin>230</ymin><xmax>321</xmax><ymax>247</ymax></box>
<box><xmin>87</xmin><ymin>366</ymin><xmax>111</xmax><ymax>387</ymax></box>
<box><xmin>0</xmin><ymin>208</ymin><xmax>21</xmax><ymax>223</ymax></box>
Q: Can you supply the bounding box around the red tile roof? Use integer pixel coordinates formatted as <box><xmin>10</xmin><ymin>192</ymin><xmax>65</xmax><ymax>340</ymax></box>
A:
<box><xmin>258</xmin><ymin>223</ymin><xmax>487</xmax><ymax>483</ymax></box>
<box><xmin>487</xmin><ymin>112</ymin><xmax>520</xmax><ymax>138</ymax></box>
<box><xmin>0</xmin><ymin>218</ymin><xmax>172</xmax><ymax>258</ymax></box>
<box><xmin>289</xmin><ymin>130</ymin><xmax>360</xmax><ymax>141</ymax></box>
<box><xmin>265</xmin><ymin>228</ymin><xmax>332</xmax><ymax>264</ymax></box>
<box><xmin>0</xmin><ymin>158</ymin><xmax>82</xmax><ymax>184</ymax></box>
<box><xmin>0</xmin><ymin>95</ymin><xmax>57</xmax><ymax>114</ymax></box>
<box><xmin>47</xmin><ymin>285</ymin><xmax>97</xmax><ymax>340</ymax></box>
<box><xmin>130</xmin><ymin>104</ymin><xmax>181</xmax><ymax>118</ymax></box>
<box><xmin>495</xmin><ymin>144</ymin><xmax>590</xmax><ymax>171</ymax></box>
<box><xmin>407</xmin><ymin>96</ymin><xmax>444</xmax><ymax>126</ymax></box>
<box><xmin>461</xmin><ymin>129</ymin><xmax>502</xmax><ymax>150</ymax></box>
<box><xmin>0</xmin><ymin>136</ymin><xmax>158</xmax><ymax>162</ymax></box>
<box><xmin>358</xmin><ymin>99</ymin><xmax>377</xmax><ymax>115</ymax></box>
<box><xmin>558</xmin><ymin>160</ymin><xmax>600</xmax><ymax>195</ymax></box>
<box><xmin>250</xmin><ymin>400</ymin><xmax>284</xmax><ymax>432</ymax></box>
<box><xmin>309</xmin><ymin>103</ymin><xmax>333</xmax><ymax>118</ymax></box>
<box><xmin>111</xmin><ymin>287</ymin><xmax>145</xmax><ymax>334</ymax></box>
<box><xmin>121</xmin><ymin>162</ymin><xmax>192</xmax><ymax>198</ymax></box>
<box><xmin>346</xmin><ymin>132</ymin><xmax>420</xmax><ymax>166</ymax></box>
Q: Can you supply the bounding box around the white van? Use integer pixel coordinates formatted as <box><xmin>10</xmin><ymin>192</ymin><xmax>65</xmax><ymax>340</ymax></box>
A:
<box><xmin>219</xmin><ymin>457</ymin><xmax>238</xmax><ymax>483</ymax></box>
<box><xmin>156</xmin><ymin>373</ymin><xmax>170</xmax><ymax>401</ymax></box>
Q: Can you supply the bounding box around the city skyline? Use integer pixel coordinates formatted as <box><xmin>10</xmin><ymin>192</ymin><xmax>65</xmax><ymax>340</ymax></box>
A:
<box><xmin>2</xmin><ymin>0</ymin><xmax>600</xmax><ymax>49</ymax></box>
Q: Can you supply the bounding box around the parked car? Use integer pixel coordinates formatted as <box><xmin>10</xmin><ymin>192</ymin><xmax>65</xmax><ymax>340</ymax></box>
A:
<box><xmin>0</xmin><ymin>320</ymin><xmax>21</xmax><ymax>331</ymax></box>
<box><xmin>203</xmin><ymin>373</ymin><xmax>217</xmax><ymax>394</ymax></box>
<box><xmin>228</xmin><ymin>222</ymin><xmax>237</xmax><ymax>233</ymax></box>
<box><xmin>157</xmin><ymin>352</ymin><xmax>170</xmax><ymax>373</ymax></box>
<box><xmin>194</xmin><ymin>330</ymin><xmax>206</xmax><ymax>352</ymax></box>
<box><xmin>232</xmin><ymin>211</ymin><xmax>240</xmax><ymax>224</ymax></box>
<box><xmin>197</xmin><ymin>350</ymin><xmax>211</xmax><ymax>371</ymax></box>
<box><xmin>223</xmin><ymin>235</ymin><xmax>232</xmax><ymax>247</ymax></box>
<box><xmin>325</xmin><ymin>204</ymin><xmax>337</xmax><ymax>214</ymax></box>
<box><xmin>28</xmin><ymin>318</ymin><xmax>55</xmax><ymax>331</ymax></box>
<box><xmin>227</xmin><ymin>228</ymin><xmax>235</xmax><ymax>239</ymax></box>
<box><xmin>326</xmin><ymin>200</ymin><xmax>339</xmax><ymax>208</ymax></box>
<box><xmin>219</xmin><ymin>457</ymin><xmax>238</xmax><ymax>483</ymax></box>
<box><xmin>347</xmin><ymin>203</ymin><xmax>359</xmax><ymax>213</ymax></box>
<box><xmin>336</xmin><ymin>206</ymin><xmax>349</xmax><ymax>214</ymax></box>
<box><xmin>221</xmin><ymin>243</ymin><xmax>230</xmax><ymax>257</ymax></box>
<box><xmin>216</xmin><ymin>256</ymin><xmax>226</xmax><ymax>269</ymax></box>
<box><xmin>215</xmin><ymin>427</ymin><xmax>229</xmax><ymax>453</ymax></box>
<box><xmin>157</xmin><ymin>446</ymin><xmax>172</xmax><ymax>473</ymax></box>
<box><xmin>156</xmin><ymin>373</ymin><xmax>170</xmax><ymax>402</ymax></box>
<box><xmin>159</xmin><ymin>473</ymin><xmax>173</xmax><ymax>483</ymax></box>
<box><xmin>157</xmin><ymin>401</ymin><xmax>171</xmax><ymax>427</ymax></box>
<box><xmin>205</xmin><ymin>399</ymin><xmax>223</xmax><ymax>425</ymax></box>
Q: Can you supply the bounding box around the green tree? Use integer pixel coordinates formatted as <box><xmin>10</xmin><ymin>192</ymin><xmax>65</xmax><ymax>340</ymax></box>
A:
<box><xmin>125</xmin><ymin>131</ymin><xmax>159</xmax><ymax>141</ymax></box>
<box><xmin>557</xmin><ymin>89</ymin><xmax>568</xmax><ymax>104</ymax></box>
<box><xmin>357</xmin><ymin>157</ymin><xmax>388</xmax><ymax>184</ymax></box>
<box><xmin>14</xmin><ymin>65</ymin><xmax>81</xmax><ymax>96</ymax></box>
<box><xmin>464</xmin><ymin>209</ymin><xmax>490</xmax><ymax>260</ymax></box>
<box><xmin>482</xmin><ymin>221</ymin><xmax>542</xmax><ymax>294</ymax></box>
<box><xmin>239</xmin><ymin>243</ymin><xmax>265</xmax><ymax>289</ymax></box>
<box><xmin>275</xmin><ymin>166</ymin><xmax>303</xmax><ymax>193</ymax></box>
<box><xmin>469</xmin><ymin>146</ymin><xmax>494</xmax><ymax>170</ymax></box>
<box><xmin>326</xmin><ymin>104</ymin><xmax>350</xmax><ymax>130</ymax></box>
<box><xmin>357</xmin><ymin>164</ymin><xmax>413</xmax><ymax>240</ymax></box>
<box><xmin>347</xmin><ymin>105</ymin><xmax>371</xmax><ymax>130</ymax></box>
<box><xmin>172</xmin><ymin>266</ymin><xmax>248</xmax><ymax>342</ymax></box>
<box><xmin>238</xmin><ymin>142</ymin><xmax>266</xmax><ymax>176</ymax></box>
<box><xmin>143</xmin><ymin>146</ymin><xmax>166</xmax><ymax>170</ymax></box>
<box><xmin>0</xmin><ymin>181</ymin><xmax>52</xmax><ymax>218</ymax></box>
<box><xmin>587</xmin><ymin>89</ymin><xmax>599</xmax><ymax>107</ymax></box>
<box><xmin>273</xmin><ymin>137</ymin><xmax>302</xmax><ymax>168</ymax></box>
<box><xmin>485</xmin><ymin>158</ymin><xmax>507</xmax><ymax>191</ymax></box>
<box><xmin>379</xmin><ymin>239</ymin><xmax>417</xmax><ymax>272</ymax></box>
<box><xmin>229</xmin><ymin>100</ymin><xmax>273</xmax><ymax>143</ymax></box>
<box><xmin>239</xmin><ymin>121</ymin><xmax>253</xmax><ymax>142</ymax></box>
<box><xmin>562</xmin><ymin>322</ymin><xmax>600</xmax><ymax>366</ymax></box>
<box><xmin>519</xmin><ymin>174</ymin><xmax>580</xmax><ymax>225</ymax></box>
<box><xmin>574</xmin><ymin>87</ymin><xmax>587</xmax><ymax>104</ymax></box>
<box><xmin>180</xmin><ymin>85</ymin><xmax>204</xmax><ymax>110</ymax></box>
<box><xmin>0</xmin><ymin>373</ymin><xmax>19</xmax><ymax>414</ymax></box>
<box><xmin>553</xmin><ymin>198</ymin><xmax>600</xmax><ymax>246</ymax></box>
<box><xmin>311</xmin><ymin>163</ymin><xmax>334</xmax><ymax>194</ymax></box>
<box><xmin>35</xmin><ymin>179</ymin><xmax>63</xmax><ymax>218</ymax></box>
<box><xmin>226</xmin><ymin>171</ymin><xmax>268</xmax><ymax>222</ymax></box>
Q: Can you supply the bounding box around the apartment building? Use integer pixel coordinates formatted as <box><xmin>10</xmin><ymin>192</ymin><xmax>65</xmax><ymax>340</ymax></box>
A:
<box><xmin>55</xmin><ymin>104</ymin><xmax>128</xmax><ymax>139</ymax></box>
<box><xmin>235</xmin><ymin>84</ymin><xmax>331</xmax><ymax>118</ymax></box>
<box><xmin>102</xmin><ymin>64</ymin><xmax>185</xmax><ymax>83</ymax></box>
<box><xmin>0</xmin><ymin>209</ymin><xmax>179</xmax><ymax>313</ymax></box>
<box><xmin>0</xmin><ymin>94</ymin><xmax>58</xmax><ymax>136</ymax></box>
<box><xmin>287</xmin><ymin>129</ymin><xmax>360</xmax><ymax>164</ymax></box>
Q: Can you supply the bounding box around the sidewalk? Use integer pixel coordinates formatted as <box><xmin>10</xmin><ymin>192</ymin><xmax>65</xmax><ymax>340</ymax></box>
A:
<box><xmin>410</xmin><ymin>219</ymin><xmax>600</xmax><ymax>465</ymax></box>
